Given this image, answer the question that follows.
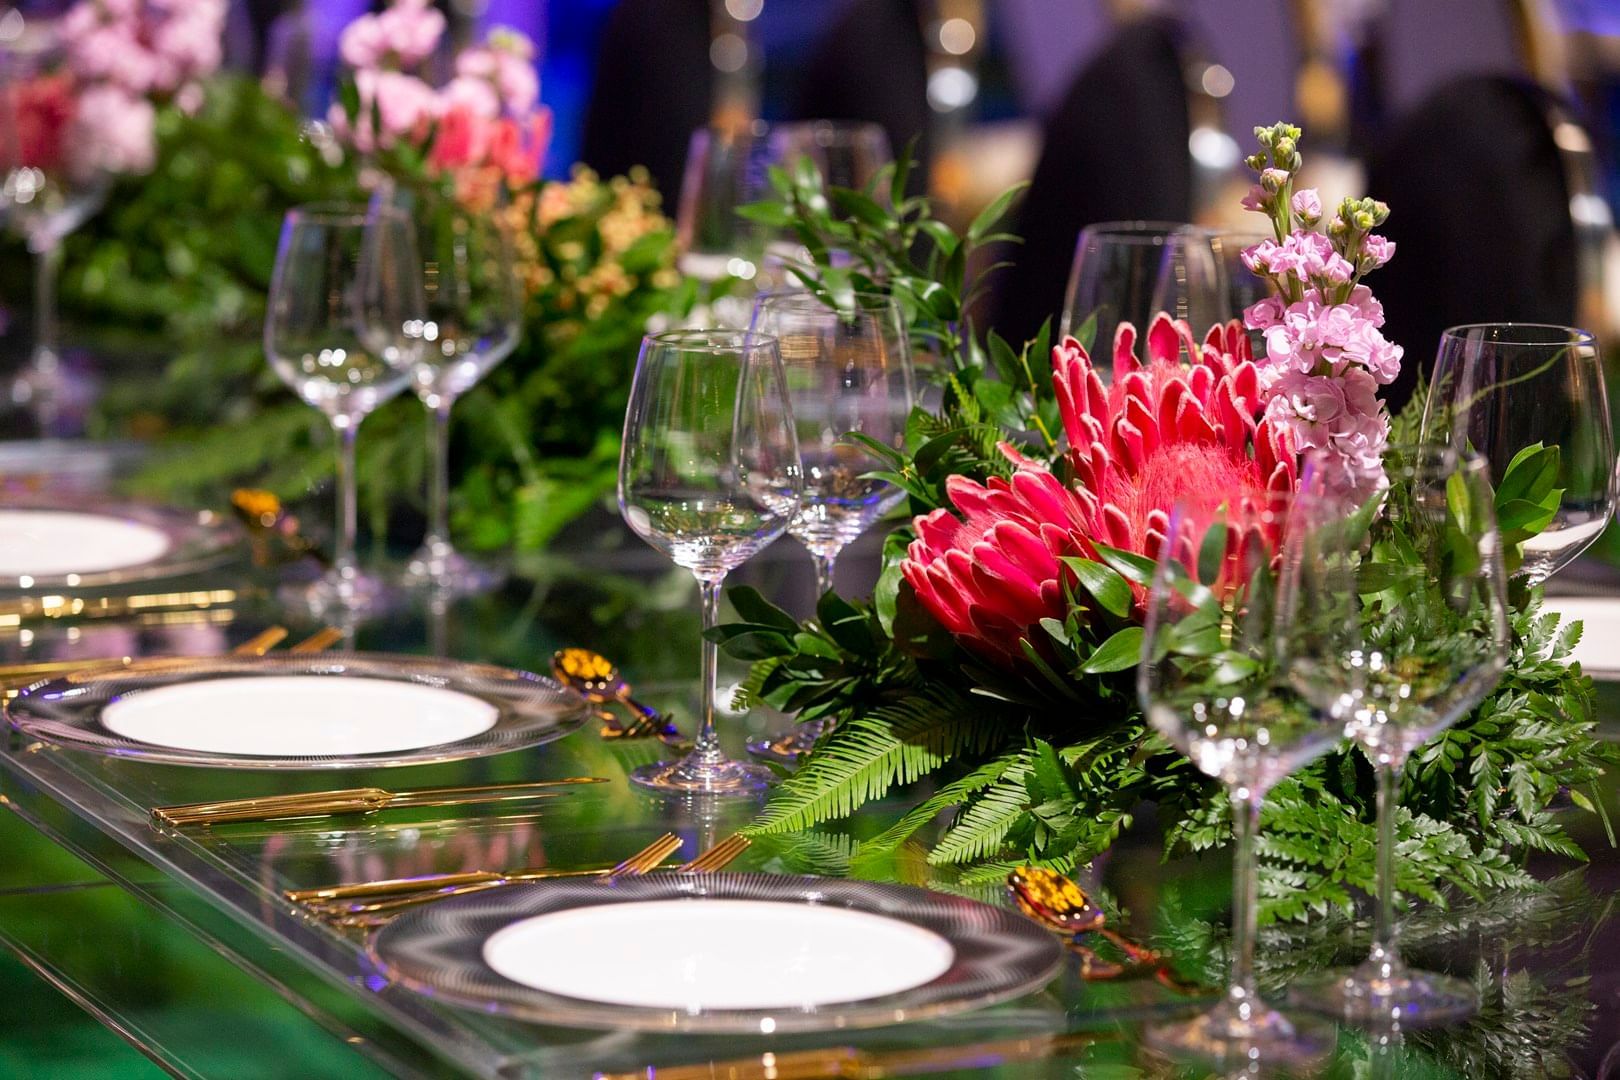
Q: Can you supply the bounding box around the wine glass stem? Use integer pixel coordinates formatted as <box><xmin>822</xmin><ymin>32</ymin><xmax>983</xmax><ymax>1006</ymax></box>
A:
<box><xmin>1228</xmin><ymin>787</ymin><xmax>1262</xmax><ymax>1012</ymax></box>
<box><xmin>1371</xmin><ymin>756</ymin><xmax>1404</xmax><ymax>974</ymax></box>
<box><xmin>694</xmin><ymin>577</ymin><xmax>723</xmax><ymax>765</ymax></box>
<box><xmin>332</xmin><ymin>418</ymin><xmax>360</xmax><ymax>584</ymax></box>
<box><xmin>31</xmin><ymin>238</ymin><xmax>60</xmax><ymax>370</ymax></box>
<box><xmin>426</xmin><ymin>398</ymin><xmax>454</xmax><ymax>551</ymax></box>
<box><xmin>812</xmin><ymin>551</ymin><xmax>835</xmax><ymax>596</ymax></box>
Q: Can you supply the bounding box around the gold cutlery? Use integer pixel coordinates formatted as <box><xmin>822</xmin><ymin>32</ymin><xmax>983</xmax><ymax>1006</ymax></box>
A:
<box><xmin>289</xmin><ymin>626</ymin><xmax>344</xmax><ymax>653</ymax></box>
<box><xmin>550</xmin><ymin>648</ymin><xmax>680</xmax><ymax>741</ymax></box>
<box><xmin>0</xmin><ymin>588</ymin><xmax>250</xmax><ymax>629</ymax></box>
<box><xmin>152</xmin><ymin>777</ymin><xmax>608</xmax><ymax>828</ymax></box>
<box><xmin>1008</xmin><ymin>866</ymin><xmax>1197</xmax><ymax>990</ymax></box>
<box><xmin>677</xmin><ymin>832</ymin><xmax>750</xmax><ymax>874</ymax></box>
<box><xmin>316</xmin><ymin>832</ymin><xmax>684</xmax><ymax>927</ymax></box>
<box><xmin>595</xmin><ymin>1032</ymin><xmax>1106</xmax><ymax>1080</ymax></box>
<box><xmin>0</xmin><ymin>623</ymin><xmax>289</xmax><ymax>695</ymax></box>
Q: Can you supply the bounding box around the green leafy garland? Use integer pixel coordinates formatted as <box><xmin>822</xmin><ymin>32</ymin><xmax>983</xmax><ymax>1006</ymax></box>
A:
<box><xmin>47</xmin><ymin>75</ymin><xmax>689</xmax><ymax>550</ymax></box>
<box><xmin>719</xmin><ymin>138</ymin><xmax>1617</xmax><ymax>923</ymax></box>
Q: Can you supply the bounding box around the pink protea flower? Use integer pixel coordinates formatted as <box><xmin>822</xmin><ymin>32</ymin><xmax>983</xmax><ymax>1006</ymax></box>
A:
<box><xmin>901</xmin><ymin>314</ymin><xmax>1296</xmax><ymax>666</ymax></box>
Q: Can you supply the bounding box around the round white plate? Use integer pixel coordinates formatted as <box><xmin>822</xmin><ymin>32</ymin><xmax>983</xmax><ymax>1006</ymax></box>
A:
<box><xmin>482</xmin><ymin>898</ymin><xmax>955</xmax><ymax>1010</ymax></box>
<box><xmin>101</xmin><ymin>676</ymin><xmax>499</xmax><ymax>757</ymax></box>
<box><xmin>5</xmin><ymin>653</ymin><xmax>588</xmax><ymax>768</ymax></box>
<box><xmin>371</xmin><ymin>873</ymin><xmax>1064</xmax><ymax>1033</ymax></box>
<box><xmin>0</xmin><ymin>510</ymin><xmax>171</xmax><ymax>576</ymax></box>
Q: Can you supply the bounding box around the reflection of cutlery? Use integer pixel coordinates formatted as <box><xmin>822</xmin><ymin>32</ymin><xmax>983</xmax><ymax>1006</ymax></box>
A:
<box><xmin>596</xmin><ymin>1032</ymin><xmax>1107</xmax><ymax>1080</ymax></box>
<box><xmin>153</xmin><ymin>778</ymin><xmax>608</xmax><ymax>828</ymax></box>
<box><xmin>0</xmin><ymin>588</ymin><xmax>251</xmax><ymax>628</ymax></box>
<box><xmin>289</xmin><ymin>626</ymin><xmax>343</xmax><ymax>653</ymax></box>
<box><xmin>550</xmin><ymin>648</ymin><xmax>680</xmax><ymax>742</ymax></box>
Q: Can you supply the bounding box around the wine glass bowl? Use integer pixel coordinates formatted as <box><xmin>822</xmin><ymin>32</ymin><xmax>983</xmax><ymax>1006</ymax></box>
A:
<box><xmin>1422</xmin><ymin>323</ymin><xmax>1615</xmax><ymax>585</ymax></box>
<box><xmin>264</xmin><ymin>204</ymin><xmax>424</xmax><ymax>612</ymax></box>
<box><xmin>1062</xmin><ymin>222</ymin><xmax>1225</xmax><ymax>363</ymax></box>
<box><xmin>619</xmin><ymin>329</ymin><xmax>803</xmax><ymax>795</ymax></box>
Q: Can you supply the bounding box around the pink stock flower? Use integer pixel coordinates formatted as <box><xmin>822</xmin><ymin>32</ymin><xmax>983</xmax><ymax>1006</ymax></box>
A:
<box><xmin>378</xmin><ymin>0</ymin><xmax>446</xmax><ymax>67</ymax></box>
<box><xmin>71</xmin><ymin>85</ymin><xmax>156</xmax><ymax>176</ymax></box>
<box><xmin>902</xmin><ymin>315</ymin><xmax>1296</xmax><ymax>666</ymax></box>
<box><xmin>1290</xmin><ymin>187</ymin><xmax>1322</xmax><ymax>223</ymax></box>
<box><xmin>1360</xmin><ymin>234</ymin><xmax>1395</xmax><ymax>269</ymax></box>
<box><xmin>494</xmin><ymin>52</ymin><xmax>540</xmax><ymax>114</ymax></box>
<box><xmin>1240</xmin><ymin>184</ymin><xmax>1267</xmax><ymax>212</ymax></box>
<box><xmin>440</xmin><ymin>74</ymin><xmax>502</xmax><ymax>120</ymax></box>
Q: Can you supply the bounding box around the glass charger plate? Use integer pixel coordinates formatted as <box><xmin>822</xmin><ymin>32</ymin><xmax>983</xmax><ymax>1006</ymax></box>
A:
<box><xmin>369</xmin><ymin>873</ymin><xmax>1063</xmax><ymax>1033</ymax></box>
<box><xmin>0</xmin><ymin>501</ymin><xmax>244</xmax><ymax>590</ymax></box>
<box><xmin>4</xmin><ymin>653</ymin><xmax>589</xmax><ymax>768</ymax></box>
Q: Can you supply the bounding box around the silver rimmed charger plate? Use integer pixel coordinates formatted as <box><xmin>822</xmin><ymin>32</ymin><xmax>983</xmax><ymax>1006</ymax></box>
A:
<box><xmin>4</xmin><ymin>653</ymin><xmax>588</xmax><ymax>768</ymax></box>
<box><xmin>369</xmin><ymin>873</ymin><xmax>1064</xmax><ymax>1033</ymax></box>
<box><xmin>0</xmin><ymin>501</ymin><xmax>244</xmax><ymax>590</ymax></box>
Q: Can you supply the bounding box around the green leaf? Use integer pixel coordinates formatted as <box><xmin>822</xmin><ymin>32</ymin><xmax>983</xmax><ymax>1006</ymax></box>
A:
<box><xmin>726</xmin><ymin>585</ymin><xmax>801</xmax><ymax>632</ymax></box>
<box><xmin>1093</xmin><ymin>543</ymin><xmax>1158</xmax><ymax>589</ymax></box>
<box><xmin>1082</xmin><ymin>626</ymin><xmax>1145</xmax><ymax>673</ymax></box>
<box><xmin>966</xmin><ymin>181</ymin><xmax>1028</xmax><ymax>241</ymax></box>
<box><xmin>1061</xmin><ymin>556</ymin><xmax>1132</xmax><ymax>618</ymax></box>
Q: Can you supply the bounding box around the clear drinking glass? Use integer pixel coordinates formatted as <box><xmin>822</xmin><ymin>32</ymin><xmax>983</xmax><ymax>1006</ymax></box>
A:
<box><xmin>265</xmin><ymin>204</ymin><xmax>424</xmax><ymax>612</ymax></box>
<box><xmin>675</xmin><ymin>122</ymin><xmax>773</xmax><ymax>289</ymax></box>
<box><xmin>0</xmin><ymin>24</ymin><xmax>110</xmax><ymax>430</ymax></box>
<box><xmin>1061</xmin><ymin>222</ymin><xmax>1224</xmax><ymax>369</ymax></box>
<box><xmin>619</xmin><ymin>329</ymin><xmax>803</xmax><ymax>795</ymax></box>
<box><xmin>1139</xmin><ymin>492</ymin><xmax>1342</xmax><ymax>1070</ymax></box>
<box><xmin>745</xmin><ymin>290</ymin><xmax>913</xmax><ymax>762</ymax></box>
<box><xmin>766</xmin><ymin>120</ymin><xmax>891</xmax><ymax>193</ymax></box>
<box><xmin>1287</xmin><ymin>445</ymin><xmax>1509</xmax><ymax>1027</ymax></box>
<box><xmin>400</xmin><ymin>198</ymin><xmax>522</xmax><ymax>594</ymax></box>
<box><xmin>1421</xmin><ymin>323</ymin><xmax>1615</xmax><ymax>584</ymax></box>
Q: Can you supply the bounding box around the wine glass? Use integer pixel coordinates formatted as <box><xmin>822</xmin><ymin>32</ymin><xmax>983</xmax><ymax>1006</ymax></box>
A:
<box><xmin>675</xmin><ymin>122</ymin><xmax>773</xmax><ymax>292</ymax></box>
<box><xmin>619</xmin><ymin>329</ymin><xmax>803</xmax><ymax>795</ymax></box>
<box><xmin>265</xmin><ymin>204</ymin><xmax>424</xmax><ymax>612</ymax></box>
<box><xmin>1421</xmin><ymin>323</ymin><xmax>1615</xmax><ymax>584</ymax></box>
<box><xmin>1138</xmin><ymin>491</ymin><xmax>1342</xmax><ymax>1070</ymax></box>
<box><xmin>1062</xmin><ymin>222</ymin><xmax>1223</xmax><ymax>369</ymax></box>
<box><xmin>0</xmin><ymin>23</ymin><xmax>110</xmax><ymax>430</ymax></box>
<box><xmin>1287</xmin><ymin>445</ymin><xmax>1509</xmax><ymax>1026</ymax></box>
<box><xmin>1210</xmin><ymin>229</ymin><xmax>1274</xmax><ymax>335</ymax></box>
<box><xmin>767</xmin><ymin>120</ymin><xmax>891</xmax><ymax>193</ymax></box>
<box><xmin>399</xmin><ymin>197</ymin><xmax>522</xmax><ymax>594</ymax></box>
<box><xmin>745</xmin><ymin>289</ymin><xmax>913</xmax><ymax>762</ymax></box>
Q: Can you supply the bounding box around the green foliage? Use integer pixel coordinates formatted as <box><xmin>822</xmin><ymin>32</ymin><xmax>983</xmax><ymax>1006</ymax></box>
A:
<box><xmin>58</xmin><ymin>77</ymin><xmax>687</xmax><ymax>549</ymax></box>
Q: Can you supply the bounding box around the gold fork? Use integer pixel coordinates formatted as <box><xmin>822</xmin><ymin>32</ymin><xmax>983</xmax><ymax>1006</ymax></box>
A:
<box><xmin>318</xmin><ymin>832</ymin><xmax>684</xmax><ymax>926</ymax></box>
<box><xmin>0</xmin><ymin>623</ymin><xmax>291</xmax><ymax>696</ymax></box>
<box><xmin>677</xmin><ymin>833</ymin><xmax>750</xmax><ymax>874</ymax></box>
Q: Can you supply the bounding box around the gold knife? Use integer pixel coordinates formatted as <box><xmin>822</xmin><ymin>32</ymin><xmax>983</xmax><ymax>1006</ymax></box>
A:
<box><xmin>153</xmin><ymin>777</ymin><xmax>608</xmax><ymax>827</ymax></box>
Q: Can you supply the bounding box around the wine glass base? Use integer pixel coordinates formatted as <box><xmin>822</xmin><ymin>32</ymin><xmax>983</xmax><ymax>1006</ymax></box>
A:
<box><xmin>630</xmin><ymin>755</ymin><xmax>774</xmax><ymax>797</ymax></box>
<box><xmin>400</xmin><ymin>545</ymin><xmax>505</xmax><ymax>596</ymax></box>
<box><xmin>279</xmin><ymin>570</ymin><xmax>390</xmax><ymax>619</ymax></box>
<box><xmin>746</xmin><ymin>719</ymin><xmax>829</xmax><ymax>763</ymax></box>
<box><xmin>1289</xmin><ymin>964</ymin><xmax>1477</xmax><ymax>1028</ymax></box>
<box><xmin>1143</xmin><ymin>999</ymin><xmax>1335</xmax><ymax>1073</ymax></box>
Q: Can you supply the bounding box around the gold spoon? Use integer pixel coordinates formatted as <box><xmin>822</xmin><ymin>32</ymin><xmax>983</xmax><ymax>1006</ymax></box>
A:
<box><xmin>550</xmin><ymin>648</ymin><xmax>680</xmax><ymax>742</ymax></box>
<box><xmin>1007</xmin><ymin>866</ymin><xmax>1193</xmax><ymax>987</ymax></box>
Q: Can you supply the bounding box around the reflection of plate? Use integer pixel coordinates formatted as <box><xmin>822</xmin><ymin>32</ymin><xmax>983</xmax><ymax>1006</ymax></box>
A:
<box><xmin>0</xmin><ymin>502</ymin><xmax>242</xmax><ymax>589</ymax></box>
<box><xmin>372</xmin><ymin>874</ymin><xmax>1062</xmax><ymax>1033</ymax></box>
<box><xmin>5</xmin><ymin>654</ymin><xmax>588</xmax><ymax>769</ymax></box>
<box><xmin>1544</xmin><ymin>597</ymin><xmax>1620</xmax><ymax>677</ymax></box>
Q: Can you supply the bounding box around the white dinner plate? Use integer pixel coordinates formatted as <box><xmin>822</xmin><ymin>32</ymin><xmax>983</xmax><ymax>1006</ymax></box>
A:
<box><xmin>0</xmin><ymin>502</ymin><xmax>243</xmax><ymax>589</ymax></box>
<box><xmin>100</xmin><ymin>676</ymin><xmax>500</xmax><ymax>757</ymax></box>
<box><xmin>371</xmin><ymin>873</ymin><xmax>1064</xmax><ymax>1033</ymax></box>
<box><xmin>5</xmin><ymin>653</ymin><xmax>588</xmax><ymax>768</ymax></box>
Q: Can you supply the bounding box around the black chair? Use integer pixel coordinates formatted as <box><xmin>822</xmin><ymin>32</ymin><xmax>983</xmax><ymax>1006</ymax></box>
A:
<box><xmin>580</xmin><ymin>0</ymin><xmax>713</xmax><ymax>199</ymax></box>
<box><xmin>988</xmin><ymin>18</ymin><xmax>1194</xmax><ymax>348</ymax></box>
<box><xmin>1367</xmin><ymin>75</ymin><xmax>1578</xmax><ymax>412</ymax></box>
<box><xmin>791</xmin><ymin>0</ymin><xmax>930</xmax><ymax>181</ymax></box>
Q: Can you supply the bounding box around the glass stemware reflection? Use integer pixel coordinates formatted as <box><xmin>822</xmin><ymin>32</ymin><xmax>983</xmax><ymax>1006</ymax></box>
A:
<box><xmin>1287</xmin><ymin>446</ymin><xmax>1509</xmax><ymax>1027</ymax></box>
<box><xmin>400</xmin><ymin>198</ymin><xmax>522</xmax><ymax>593</ymax></box>
<box><xmin>0</xmin><ymin>24</ymin><xmax>110</xmax><ymax>429</ymax></box>
<box><xmin>1062</xmin><ymin>222</ymin><xmax>1225</xmax><ymax>372</ymax></box>
<box><xmin>1421</xmin><ymin>323</ymin><xmax>1616</xmax><ymax>585</ymax></box>
<box><xmin>746</xmin><ymin>290</ymin><xmax>913</xmax><ymax>762</ymax></box>
<box><xmin>619</xmin><ymin>329</ymin><xmax>803</xmax><ymax>795</ymax></box>
<box><xmin>1138</xmin><ymin>492</ymin><xmax>1341</xmax><ymax>1070</ymax></box>
<box><xmin>264</xmin><ymin>204</ymin><xmax>424</xmax><ymax>612</ymax></box>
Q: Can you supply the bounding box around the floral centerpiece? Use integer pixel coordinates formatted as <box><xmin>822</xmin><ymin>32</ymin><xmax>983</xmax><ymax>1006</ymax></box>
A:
<box><xmin>721</xmin><ymin>126</ymin><xmax>1613</xmax><ymax>922</ymax></box>
<box><xmin>55</xmin><ymin>0</ymin><xmax>688</xmax><ymax>549</ymax></box>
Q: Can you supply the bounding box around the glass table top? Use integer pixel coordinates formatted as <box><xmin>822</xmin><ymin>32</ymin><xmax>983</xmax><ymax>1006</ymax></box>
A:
<box><xmin>2</xmin><ymin>519</ymin><xmax>1620</xmax><ymax>1078</ymax></box>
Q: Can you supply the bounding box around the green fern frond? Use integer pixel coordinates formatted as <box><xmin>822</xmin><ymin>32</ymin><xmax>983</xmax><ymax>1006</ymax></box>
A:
<box><xmin>744</xmin><ymin>686</ymin><xmax>1008</xmax><ymax>836</ymax></box>
<box><xmin>929</xmin><ymin>754</ymin><xmax>1034</xmax><ymax>864</ymax></box>
<box><xmin>850</xmin><ymin>752</ymin><xmax>1021</xmax><ymax>872</ymax></box>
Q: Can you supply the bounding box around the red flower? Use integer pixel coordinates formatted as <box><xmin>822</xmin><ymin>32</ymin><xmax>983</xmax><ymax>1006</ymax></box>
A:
<box><xmin>901</xmin><ymin>314</ymin><xmax>1296</xmax><ymax>666</ymax></box>
<box><xmin>5</xmin><ymin>74</ymin><xmax>76</xmax><ymax>174</ymax></box>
